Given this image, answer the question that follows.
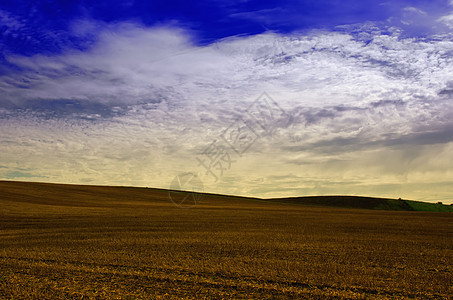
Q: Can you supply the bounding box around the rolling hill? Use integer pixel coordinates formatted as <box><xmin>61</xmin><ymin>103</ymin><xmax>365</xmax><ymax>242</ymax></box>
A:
<box><xmin>0</xmin><ymin>180</ymin><xmax>451</xmax><ymax>212</ymax></box>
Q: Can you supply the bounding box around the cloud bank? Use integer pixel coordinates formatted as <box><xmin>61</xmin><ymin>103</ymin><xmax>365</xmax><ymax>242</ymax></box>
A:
<box><xmin>1</xmin><ymin>20</ymin><xmax>453</xmax><ymax>202</ymax></box>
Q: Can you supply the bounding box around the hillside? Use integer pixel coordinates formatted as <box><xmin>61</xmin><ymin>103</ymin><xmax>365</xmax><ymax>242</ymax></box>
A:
<box><xmin>0</xmin><ymin>180</ymin><xmax>451</xmax><ymax>212</ymax></box>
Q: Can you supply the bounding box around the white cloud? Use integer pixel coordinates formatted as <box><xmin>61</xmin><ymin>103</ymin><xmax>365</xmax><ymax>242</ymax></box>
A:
<box><xmin>3</xmin><ymin>24</ymin><xmax>452</xmax><ymax>116</ymax></box>
<box><xmin>403</xmin><ymin>6</ymin><xmax>427</xmax><ymax>15</ymax></box>
<box><xmin>438</xmin><ymin>13</ymin><xmax>453</xmax><ymax>28</ymax></box>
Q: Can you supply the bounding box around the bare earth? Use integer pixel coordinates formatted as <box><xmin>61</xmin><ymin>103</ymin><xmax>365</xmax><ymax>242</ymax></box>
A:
<box><xmin>0</xmin><ymin>181</ymin><xmax>452</xmax><ymax>299</ymax></box>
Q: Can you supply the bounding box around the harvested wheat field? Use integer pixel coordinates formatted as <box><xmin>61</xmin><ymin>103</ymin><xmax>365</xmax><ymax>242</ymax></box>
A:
<box><xmin>0</xmin><ymin>181</ymin><xmax>452</xmax><ymax>299</ymax></box>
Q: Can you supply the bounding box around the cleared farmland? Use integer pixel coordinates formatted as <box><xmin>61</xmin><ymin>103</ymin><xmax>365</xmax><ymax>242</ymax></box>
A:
<box><xmin>0</xmin><ymin>181</ymin><xmax>452</xmax><ymax>299</ymax></box>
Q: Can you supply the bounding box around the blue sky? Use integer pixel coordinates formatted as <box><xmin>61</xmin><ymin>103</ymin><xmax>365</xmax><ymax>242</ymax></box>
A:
<box><xmin>1</xmin><ymin>0</ymin><xmax>453</xmax><ymax>202</ymax></box>
<box><xmin>2</xmin><ymin>0</ymin><xmax>452</xmax><ymax>56</ymax></box>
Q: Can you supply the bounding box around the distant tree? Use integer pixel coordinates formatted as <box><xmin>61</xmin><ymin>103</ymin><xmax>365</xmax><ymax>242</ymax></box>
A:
<box><xmin>436</xmin><ymin>201</ymin><xmax>443</xmax><ymax>205</ymax></box>
<box><xmin>398</xmin><ymin>197</ymin><xmax>402</xmax><ymax>201</ymax></box>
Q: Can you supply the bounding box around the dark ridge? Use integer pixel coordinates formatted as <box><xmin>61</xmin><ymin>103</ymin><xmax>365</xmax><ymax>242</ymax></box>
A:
<box><xmin>265</xmin><ymin>195</ymin><xmax>453</xmax><ymax>212</ymax></box>
<box><xmin>265</xmin><ymin>195</ymin><xmax>407</xmax><ymax>210</ymax></box>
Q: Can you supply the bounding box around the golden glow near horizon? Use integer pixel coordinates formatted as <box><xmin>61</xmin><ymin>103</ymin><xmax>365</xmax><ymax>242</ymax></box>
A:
<box><xmin>1</xmin><ymin>27</ymin><xmax>453</xmax><ymax>204</ymax></box>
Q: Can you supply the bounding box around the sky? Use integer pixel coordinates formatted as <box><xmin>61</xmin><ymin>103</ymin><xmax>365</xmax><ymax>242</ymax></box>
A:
<box><xmin>1</xmin><ymin>0</ymin><xmax>453</xmax><ymax>203</ymax></box>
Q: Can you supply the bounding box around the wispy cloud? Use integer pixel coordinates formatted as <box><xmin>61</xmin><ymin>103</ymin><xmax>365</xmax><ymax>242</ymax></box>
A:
<box><xmin>0</xmin><ymin>9</ymin><xmax>25</xmax><ymax>31</ymax></box>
